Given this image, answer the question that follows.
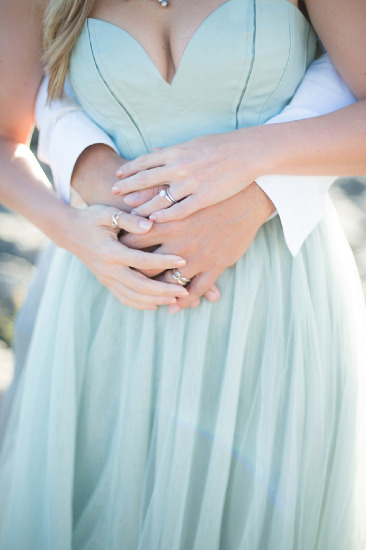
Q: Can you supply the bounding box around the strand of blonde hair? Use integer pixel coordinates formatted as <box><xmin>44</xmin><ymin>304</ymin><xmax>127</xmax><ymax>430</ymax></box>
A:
<box><xmin>43</xmin><ymin>0</ymin><xmax>96</xmax><ymax>100</ymax></box>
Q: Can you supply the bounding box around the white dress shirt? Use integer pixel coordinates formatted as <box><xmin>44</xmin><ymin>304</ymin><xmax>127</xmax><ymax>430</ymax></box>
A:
<box><xmin>35</xmin><ymin>54</ymin><xmax>356</xmax><ymax>256</ymax></box>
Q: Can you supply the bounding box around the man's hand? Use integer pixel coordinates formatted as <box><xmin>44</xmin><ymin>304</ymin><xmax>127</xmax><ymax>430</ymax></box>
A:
<box><xmin>71</xmin><ymin>144</ymin><xmax>128</xmax><ymax>208</ymax></box>
<box><xmin>121</xmin><ymin>182</ymin><xmax>275</xmax><ymax>313</ymax></box>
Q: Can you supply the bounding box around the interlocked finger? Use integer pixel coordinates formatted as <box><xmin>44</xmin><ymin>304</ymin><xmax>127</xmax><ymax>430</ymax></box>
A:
<box><xmin>124</xmin><ymin>268</ymin><xmax>188</xmax><ymax>298</ymax></box>
<box><xmin>124</xmin><ymin>186</ymin><xmax>165</xmax><ymax>208</ymax></box>
<box><xmin>120</xmin><ymin>246</ymin><xmax>186</xmax><ymax>272</ymax></box>
<box><xmin>116</xmin><ymin>150</ymin><xmax>169</xmax><ymax>178</ymax></box>
<box><xmin>113</xmin><ymin>165</ymin><xmax>172</xmax><ymax>196</ymax></box>
<box><xmin>170</xmin><ymin>268</ymin><xmax>191</xmax><ymax>286</ymax></box>
<box><xmin>157</xmin><ymin>268</ymin><xmax>193</xmax><ymax>287</ymax></box>
<box><xmin>105</xmin><ymin>207</ymin><xmax>153</xmax><ymax>234</ymax></box>
<box><xmin>174</xmin><ymin>271</ymin><xmax>220</xmax><ymax>310</ymax></box>
<box><xmin>149</xmin><ymin>195</ymin><xmax>200</xmax><ymax>223</ymax></box>
<box><xmin>132</xmin><ymin>187</ymin><xmax>179</xmax><ymax>218</ymax></box>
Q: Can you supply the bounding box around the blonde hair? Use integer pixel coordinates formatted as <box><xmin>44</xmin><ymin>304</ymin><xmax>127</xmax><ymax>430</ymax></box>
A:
<box><xmin>43</xmin><ymin>0</ymin><xmax>96</xmax><ymax>100</ymax></box>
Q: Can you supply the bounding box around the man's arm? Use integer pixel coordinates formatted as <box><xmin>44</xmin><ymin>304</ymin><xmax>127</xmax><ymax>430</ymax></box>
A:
<box><xmin>256</xmin><ymin>53</ymin><xmax>356</xmax><ymax>255</ymax></box>
<box><xmin>35</xmin><ymin>77</ymin><xmax>118</xmax><ymax>204</ymax></box>
<box><xmin>35</xmin><ymin>54</ymin><xmax>356</xmax><ymax>255</ymax></box>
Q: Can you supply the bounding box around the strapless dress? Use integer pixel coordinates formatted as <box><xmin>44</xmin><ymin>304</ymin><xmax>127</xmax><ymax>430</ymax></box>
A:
<box><xmin>1</xmin><ymin>1</ymin><xmax>366</xmax><ymax>548</ymax></box>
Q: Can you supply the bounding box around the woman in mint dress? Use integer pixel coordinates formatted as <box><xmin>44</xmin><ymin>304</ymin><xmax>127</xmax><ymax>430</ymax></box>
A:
<box><xmin>0</xmin><ymin>0</ymin><xmax>366</xmax><ymax>548</ymax></box>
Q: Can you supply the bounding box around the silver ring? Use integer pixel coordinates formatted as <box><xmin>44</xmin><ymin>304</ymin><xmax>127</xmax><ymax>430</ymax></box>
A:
<box><xmin>112</xmin><ymin>211</ymin><xmax>122</xmax><ymax>228</ymax></box>
<box><xmin>170</xmin><ymin>268</ymin><xmax>191</xmax><ymax>286</ymax></box>
<box><xmin>159</xmin><ymin>188</ymin><xmax>178</xmax><ymax>205</ymax></box>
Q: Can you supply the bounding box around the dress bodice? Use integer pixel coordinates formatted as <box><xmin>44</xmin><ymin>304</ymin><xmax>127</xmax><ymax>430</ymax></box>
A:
<box><xmin>68</xmin><ymin>0</ymin><xmax>316</xmax><ymax>159</ymax></box>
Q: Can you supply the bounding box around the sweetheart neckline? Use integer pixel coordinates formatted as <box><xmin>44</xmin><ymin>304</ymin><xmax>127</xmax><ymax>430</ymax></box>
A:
<box><xmin>86</xmin><ymin>0</ymin><xmax>310</xmax><ymax>88</ymax></box>
<box><xmin>87</xmin><ymin>0</ymin><xmax>233</xmax><ymax>87</ymax></box>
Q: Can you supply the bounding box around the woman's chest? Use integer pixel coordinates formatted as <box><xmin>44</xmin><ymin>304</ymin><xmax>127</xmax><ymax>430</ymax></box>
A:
<box><xmin>68</xmin><ymin>0</ymin><xmax>316</xmax><ymax>157</ymax></box>
<box><xmin>90</xmin><ymin>0</ymin><xmax>304</xmax><ymax>85</ymax></box>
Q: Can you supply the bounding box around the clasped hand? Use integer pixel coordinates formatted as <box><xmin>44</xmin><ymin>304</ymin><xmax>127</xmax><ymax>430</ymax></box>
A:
<box><xmin>112</xmin><ymin>131</ymin><xmax>262</xmax><ymax>222</ymax></box>
<box><xmin>119</xmin><ymin>182</ymin><xmax>274</xmax><ymax>313</ymax></box>
<box><xmin>68</xmin><ymin>204</ymin><xmax>189</xmax><ymax>311</ymax></box>
<box><xmin>69</xmin><ymin>137</ymin><xmax>274</xmax><ymax>313</ymax></box>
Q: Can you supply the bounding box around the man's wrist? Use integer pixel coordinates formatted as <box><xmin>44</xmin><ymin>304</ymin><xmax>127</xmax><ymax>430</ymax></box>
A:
<box><xmin>251</xmin><ymin>182</ymin><xmax>276</xmax><ymax>224</ymax></box>
<box><xmin>71</xmin><ymin>144</ymin><xmax>128</xmax><ymax>208</ymax></box>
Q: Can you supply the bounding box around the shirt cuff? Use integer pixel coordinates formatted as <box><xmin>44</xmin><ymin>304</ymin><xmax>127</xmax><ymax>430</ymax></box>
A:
<box><xmin>256</xmin><ymin>54</ymin><xmax>356</xmax><ymax>255</ymax></box>
<box><xmin>256</xmin><ymin>174</ymin><xmax>336</xmax><ymax>256</ymax></box>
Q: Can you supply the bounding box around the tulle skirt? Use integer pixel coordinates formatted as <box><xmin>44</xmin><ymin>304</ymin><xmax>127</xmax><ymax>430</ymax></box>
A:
<box><xmin>1</xmin><ymin>201</ymin><xmax>366</xmax><ymax>550</ymax></box>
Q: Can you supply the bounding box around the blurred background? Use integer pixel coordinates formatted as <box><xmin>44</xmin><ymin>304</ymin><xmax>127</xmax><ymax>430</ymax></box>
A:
<box><xmin>1</xmin><ymin>130</ymin><xmax>366</xmax><ymax>402</ymax></box>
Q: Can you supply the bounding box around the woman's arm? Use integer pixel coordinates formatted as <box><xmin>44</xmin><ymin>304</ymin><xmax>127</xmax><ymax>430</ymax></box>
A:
<box><xmin>35</xmin><ymin>53</ymin><xmax>355</xmax><ymax>255</ymax></box>
<box><xmin>0</xmin><ymin>0</ymin><xmax>188</xmax><ymax>311</ymax></box>
<box><xmin>112</xmin><ymin>0</ymin><xmax>366</xmax><ymax>223</ymax></box>
<box><xmin>33</xmin><ymin>51</ymin><xmax>359</xmax><ymax>310</ymax></box>
<box><xmin>0</xmin><ymin>0</ymin><xmax>69</xmax><ymax>243</ymax></box>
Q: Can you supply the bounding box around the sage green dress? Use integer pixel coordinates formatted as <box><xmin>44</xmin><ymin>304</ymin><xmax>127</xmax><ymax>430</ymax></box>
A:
<box><xmin>1</xmin><ymin>1</ymin><xmax>366</xmax><ymax>548</ymax></box>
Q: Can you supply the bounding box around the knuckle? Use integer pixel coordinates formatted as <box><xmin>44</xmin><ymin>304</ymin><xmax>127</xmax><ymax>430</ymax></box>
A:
<box><xmin>167</xmin><ymin>147</ymin><xmax>180</xmax><ymax>161</ymax></box>
<box><xmin>138</xmin><ymin>154</ymin><xmax>148</xmax><ymax>169</ymax></box>
<box><xmin>175</xmin><ymin>162</ymin><xmax>188</xmax><ymax>179</ymax></box>
<box><xmin>175</xmin><ymin>243</ymin><xmax>190</xmax><ymax>257</ymax></box>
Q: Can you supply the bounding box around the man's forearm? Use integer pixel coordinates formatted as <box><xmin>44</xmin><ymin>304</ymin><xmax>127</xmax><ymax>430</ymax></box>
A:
<box><xmin>36</xmin><ymin>54</ymin><xmax>357</xmax><ymax>255</ymax></box>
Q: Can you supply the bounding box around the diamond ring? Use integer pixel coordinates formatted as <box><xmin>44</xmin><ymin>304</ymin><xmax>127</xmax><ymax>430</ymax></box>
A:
<box><xmin>159</xmin><ymin>188</ymin><xmax>178</xmax><ymax>205</ymax></box>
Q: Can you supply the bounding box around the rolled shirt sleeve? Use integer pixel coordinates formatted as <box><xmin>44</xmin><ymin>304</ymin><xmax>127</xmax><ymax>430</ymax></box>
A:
<box><xmin>256</xmin><ymin>54</ymin><xmax>356</xmax><ymax>256</ymax></box>
<box><xmin>35</xmin><ymin>77</ymin><xmax>118</xmax><ymax>204</ymax></box>
<box><xmin>36</xmin><ymin>56</ymin><xmax>356</xmax><ymax>253</ymax></box>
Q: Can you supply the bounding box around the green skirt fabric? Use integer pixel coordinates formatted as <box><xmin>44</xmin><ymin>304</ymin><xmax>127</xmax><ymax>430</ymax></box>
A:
<box><xmin>1</xmin><ymin>203</ymin><xmax>365</xmax><ymax>550</ymax></box>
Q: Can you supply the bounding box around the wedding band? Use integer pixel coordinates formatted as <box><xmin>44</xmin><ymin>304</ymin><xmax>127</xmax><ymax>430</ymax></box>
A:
<box><xmin>170</xmin><ymin>268</ymin><xmax>191</xmax><ymax>286</ymax></box>
<box><xmin>112</xmin><ymin>211</ymin><xmax>122</xmax><ymax>228</ymax></box>
<box><xmin>159</xmin><ymin>188</ymin><xmax>178</xmax><ymax>205</ymax></box>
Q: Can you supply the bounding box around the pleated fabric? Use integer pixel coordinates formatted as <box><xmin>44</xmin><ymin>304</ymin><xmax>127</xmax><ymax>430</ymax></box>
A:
<box><xmin>1</xmin><ymin>203</ymin><xmax>365</xmax><ymax>550</ymax></box>
<box><xmin>1</xmin><ymin>1</ymin><xmax>366</xmax><ymax>546</ymax></box>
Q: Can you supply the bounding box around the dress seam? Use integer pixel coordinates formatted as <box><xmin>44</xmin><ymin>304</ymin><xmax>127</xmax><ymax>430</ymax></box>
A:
<box><xmin>234</xmin><ymin>0</ymin><xmax>257</xmax><ymax>129</ymax></box>
<box><xmin>86</xmin><ymin>20</ymin><xmax>151</xmax><ymax>154</ymax></box>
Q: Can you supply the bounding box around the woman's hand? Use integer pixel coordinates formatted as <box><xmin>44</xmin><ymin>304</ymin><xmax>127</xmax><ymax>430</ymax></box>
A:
<box><xmin>120</xmin><ymin>183</ymin><xmax>275</xmax><ymax>313</ymax></box>
<box><xmin>64</xmin><ymin>205</ymin><xmax>189</xmax><ymax>311</ymax></box>
<box><xmin>112</xmin><ymin>130</ymin><xmax>264</xmax><ymax>222</ymax></box>
<box><xmin>70</xmin><ymin>143</ymin><xmax>222</xmax><ymax>306</ymax></box>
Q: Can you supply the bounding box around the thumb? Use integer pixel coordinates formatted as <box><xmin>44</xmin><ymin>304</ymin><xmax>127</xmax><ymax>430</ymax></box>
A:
<box><xmin>203</xmin><ymin>283</ymin><xmax>220</xmax><ymax>302</ymax></box>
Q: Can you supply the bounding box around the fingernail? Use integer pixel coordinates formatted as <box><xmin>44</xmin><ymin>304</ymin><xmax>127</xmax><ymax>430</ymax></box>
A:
<box><xmin>206</xmin><ymin>290</ymin><xmax>219</xmax><ymax>301</ymax></box>
<box><xmin>124</xmin><ymin>192</ymin><xmax>139</xmax><ymax>204</ymax></box>
<box><xmin>149</xmin><ymin>214</ymin><xmax>157</xmax><ymax>221</ymax></box>
<box><xmin>131</xmin><ymin>210</ymin><xmax>137</xmax><ymax>215</ymax></box>
<box><xmin>116</xmin><ymin>170</ymin><xmax>123</xmax><ymax>177</ymax></box>
<box><xmin>169</xmin><ymin>305</ymin><xmax>181</xmax><ymax>314</ymax></box>
<box><xmin>167</xmin><ymin>298</ymin><xmax>177</xmax><ymax>305</ymax></box>
<box><xmin>112</xmin><ymin>185</ymin><xmax>120</xmax><ymax>194</ymax></box>
<box><xmin>177</xmin><ymin>289</ymin><xmax>189</xmax><ymax>296</ymax></box>
<box><xmin>174</xmin><ymin>259</ymin><xmax>186</xmax><ymax>267</ymax></box>
<box><xmin>139</xmin><ymin>219</ymin><xmax>153</xmax><ymax>230</ymax></box>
